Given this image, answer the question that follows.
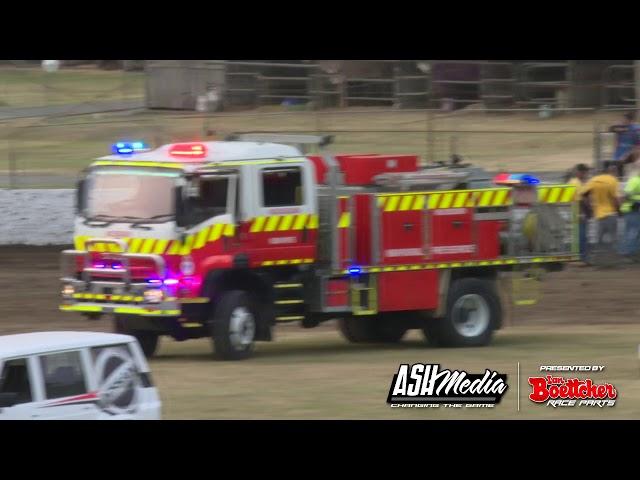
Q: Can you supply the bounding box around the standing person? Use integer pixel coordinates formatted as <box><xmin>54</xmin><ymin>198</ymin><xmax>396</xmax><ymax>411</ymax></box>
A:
<box><xmin>582</xmin><ymin>161</ymin><xmax>621</xmax><ymax>263</ymax></box>
<box><xmin>567</xmin><ymin>163</ymin><xmax>591</xmax><ymax>262</ymax></box>
<box><xmin>609</xmin><ymin>111</ymin><xmax>640</xmax><ymax>178</ymax></box>
<box><xmin>619</xmin><ymin>161</ymin><xmax>640</xmax><ymax>259</ymax></box>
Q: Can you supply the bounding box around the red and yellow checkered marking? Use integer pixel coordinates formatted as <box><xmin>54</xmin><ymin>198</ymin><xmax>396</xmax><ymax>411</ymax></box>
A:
<box><xmin>250</xmin><ymin>214</ymin><xmax>319</xmax><ymax>233</ymax></box>
<box><xmin>74</xmin><ymin>222</ymin><xmax>235</xmax><ymax>256</ymax></box>
<box><xmin>537</xmin><ymin>185</ymin><xmax>576</xmax><ymax>204</ymax></box>
<box><xmin>377</xmin><ymin>188</ymin><xmax>512</xmax><ymax>211</ymax></box>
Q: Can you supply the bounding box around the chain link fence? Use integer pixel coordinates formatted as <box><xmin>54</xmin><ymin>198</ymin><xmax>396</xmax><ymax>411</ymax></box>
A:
<box><xmin>0</xmin><ymin>106</ymin><xmax>632</xmax><ymax>189</ymax></box>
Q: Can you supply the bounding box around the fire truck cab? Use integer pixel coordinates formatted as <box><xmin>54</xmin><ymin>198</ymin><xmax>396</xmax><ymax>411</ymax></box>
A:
<box><xmin>60</xmin><ymin>135</ymin><xmax>579</xmax><ymax>360</ymax></box>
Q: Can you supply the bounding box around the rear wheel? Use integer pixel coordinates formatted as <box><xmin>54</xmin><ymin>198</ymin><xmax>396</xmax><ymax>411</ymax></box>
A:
<box><xmin>423</xmin><ymin>277</ymin><xmax>500</xmax><ymax>347</ymax></box>
<box><xmin>113</xmin><ymin>315</ymin><xmax>160</xmax><ymax>358</ymax></box>
<box><xmin>210</xmin><ymin>290</ymin><xmax>256</xmax><ymax>360</ymax></box>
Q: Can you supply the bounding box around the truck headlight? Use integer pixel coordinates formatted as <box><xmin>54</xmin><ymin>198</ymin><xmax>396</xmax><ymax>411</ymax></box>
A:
<box><xmin>144</xmin><ymin>289</ymin><xmax>164</xmax><ymax>304</ymax></box>
<box><xmin>62</xmin><ymin>284</ymin><xmax>75</xmax><ymax>298</ymax></box>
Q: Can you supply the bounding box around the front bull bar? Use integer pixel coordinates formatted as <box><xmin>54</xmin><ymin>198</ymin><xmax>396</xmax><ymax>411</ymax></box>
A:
<box><xmin>61</xmin><ymin>238</ymin><xmax>166</xmax><ymax>287</ymax></box>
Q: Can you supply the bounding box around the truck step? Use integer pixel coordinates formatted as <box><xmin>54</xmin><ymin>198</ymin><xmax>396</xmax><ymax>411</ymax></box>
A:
<box><xmin>274</xmin><ymin>299</ymin><xmax>305</xmax><ymax>305</ymax></box>
<box><xmin>274</xmin><ymin>283</ymin><xmax>303</xmax><ymax>289</ymax></box>
<box><xmin>276</xmin><ymin>315</ymin><xmax>305</xmax><ymax>322</ymax></box>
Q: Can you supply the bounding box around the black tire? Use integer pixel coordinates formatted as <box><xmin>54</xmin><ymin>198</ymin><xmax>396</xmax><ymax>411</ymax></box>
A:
<box><xmin>338</xmin><ymin>315</ymin><xmax>408</xmax><ymax>344</ymax></box>
<box><xmin>113</xmin><ymin>315</ymin><xmax>160</xmax><ymax>358</ymax></box>
<box><xmin>423</xmin><ymin>277</ymin><xmax>501</xmax><ymax>348</ymax></box>
<box><xmin>210</xmin><ymin>290</ymin><xmax>256</xmax><ymax>361</ymax></box>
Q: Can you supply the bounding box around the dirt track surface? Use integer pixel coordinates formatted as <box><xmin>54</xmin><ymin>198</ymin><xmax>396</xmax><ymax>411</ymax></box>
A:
<box><xmin>1</xmin><ymin>246</ymin><xmax>639</xmax><ymax>334</ymax></box>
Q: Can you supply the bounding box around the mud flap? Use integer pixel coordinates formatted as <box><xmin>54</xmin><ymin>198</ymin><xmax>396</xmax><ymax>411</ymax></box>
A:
<box><xmin>510</xmin><ymin>265</ymin><xmax>545</xmax><ymax>306</ymax></box>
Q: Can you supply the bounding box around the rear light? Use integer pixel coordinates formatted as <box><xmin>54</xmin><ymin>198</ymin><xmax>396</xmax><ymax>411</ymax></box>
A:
<box><xmin>169</xmin><ymin>143</ymin><xmax>207</xmax><ymax>159</ymax></box>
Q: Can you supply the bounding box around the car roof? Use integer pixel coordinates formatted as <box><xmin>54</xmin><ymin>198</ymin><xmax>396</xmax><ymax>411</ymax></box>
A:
<box><xmin>0</xmin><ymin>331</ymin><xmax>134</xmax><ymax>359</ymax></box>
<box><xmin>97</xmin><ymin>141</ymin><xmax>302</xmax><ymax>164</ymax></box>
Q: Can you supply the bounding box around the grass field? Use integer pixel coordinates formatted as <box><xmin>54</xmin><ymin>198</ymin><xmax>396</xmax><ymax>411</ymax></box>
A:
<box><xmin>0</xmin><ymin>67</ymin><xmax>145</xmax><ymax>108</ymax></box>
<box><xmin>3</xmin><ymin>248</ymin><xmax>640</xmax><ymax>420</ymax></box>
<box><xmin>152</xmin><ymin>325</ymin><xmax>640</xmax><ymax>419</ymax></box>
<box><xmin>0</xmin><ymin>107</ymin><xmax>622</xmax><ymax>188</ymax></box>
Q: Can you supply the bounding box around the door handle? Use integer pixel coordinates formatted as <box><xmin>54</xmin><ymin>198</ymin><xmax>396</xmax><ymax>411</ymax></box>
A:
<box><xmin>403</xmin><ymin>223</ymin><xmax>414</xmax><ymax>231</ymax></box>
<box><xmin>452</xmin><ymin>221</ymin><xmax>465</xmax><ymax>228</ymax></box>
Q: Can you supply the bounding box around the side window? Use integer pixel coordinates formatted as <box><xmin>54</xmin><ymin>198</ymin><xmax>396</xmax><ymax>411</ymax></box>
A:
<box><xmin>40</xmin><ymin>351</ymin><xmax>87</xmax><ymax>400</ymax></box>
<box><xmin>189</xmin><ymin>176</ymin><xmax>231</xmax><ymax>225</ymax></box>
<box><xmin>262</xmin><ymin>167</ymin><xmax>303</xmax><ymax>207</ymax></box>
<box><xmin>0</xmin><ymin>358</ymin><xmax>32</xmax><ymax>405</ymax></box>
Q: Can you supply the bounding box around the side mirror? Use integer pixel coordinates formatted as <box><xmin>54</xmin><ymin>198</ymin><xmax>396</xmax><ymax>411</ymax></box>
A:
<box><xmin>174</xmin><ymin>186</ymin><xmax>189</xmax><ymax>228</ymax></box>
<box><xmin>0</xmin><ymin>392</ymin><xmax>19</xmax><ymax>408</ymax></box>
<box><xmin>76</xmin><ymin>178</ymin><xmax>86</xmax><ymax>215</ymax></box>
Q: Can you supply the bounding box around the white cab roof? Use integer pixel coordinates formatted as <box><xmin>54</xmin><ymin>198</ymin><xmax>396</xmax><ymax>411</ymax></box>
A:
<box><xmin>0</xmin><ymin>331</ymin><xmax>134</xmax><ymax>359</ymax></box>
<box><xmin>98</xmin><ymin>141</ymin><xmax>303</xmax><ymax>163</ymax></box>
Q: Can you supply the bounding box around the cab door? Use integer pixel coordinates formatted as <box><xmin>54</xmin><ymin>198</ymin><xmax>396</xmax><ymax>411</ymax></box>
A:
<box><xmin>246</xmin><ymin>163</ymin><xmax>318</xmax><ymax>266</ymax></box>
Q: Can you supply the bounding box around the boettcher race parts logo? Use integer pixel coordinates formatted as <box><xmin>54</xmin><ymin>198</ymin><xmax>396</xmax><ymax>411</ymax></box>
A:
<box><xmin>93</xmin><ymin>346</ymin><xmax>141</xmax><ymax>415</ymax></box>
<box><xmin>387</xmin><ymin>364</ymin><xmax>509</xmax><ymax>409</ymax></box>
<box><xmin>528</xmin><ymin>365</ymin><xmax>618</xmax><ymax>408</ymax></box>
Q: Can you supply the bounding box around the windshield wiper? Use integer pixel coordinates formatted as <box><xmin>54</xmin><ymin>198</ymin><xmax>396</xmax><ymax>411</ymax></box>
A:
<box><xmin>83</xmin><ymin>215</ymin><xmax>123</xmax><ymax>227</ymax></box>
<box><xmin>131</xmin><ymin>214</ymin><xmax>174</xmax><ymax>228</ymax></box>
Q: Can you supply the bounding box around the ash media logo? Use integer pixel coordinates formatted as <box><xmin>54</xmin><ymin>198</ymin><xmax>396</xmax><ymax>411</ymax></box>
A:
<box><xmin>387</xmin><ymin>364</ymin><xmax>509</xmax><ymax>409</ymax></box>
<box><xmin>528</xmin><ymin>365</ymin><xmax>618</xmax><ymax>408</ymax></box>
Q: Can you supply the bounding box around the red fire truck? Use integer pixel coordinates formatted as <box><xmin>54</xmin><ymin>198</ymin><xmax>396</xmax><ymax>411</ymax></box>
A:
<box><xmin>60</xmin><ymin>134</ymin><xmax>579</xmax><ymax>360</ymax></box>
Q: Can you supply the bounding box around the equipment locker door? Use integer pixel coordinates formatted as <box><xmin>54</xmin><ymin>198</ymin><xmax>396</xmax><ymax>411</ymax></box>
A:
<box><xmin>378</xmin><ymin>194</ymin><xmax>426</xmax><ymax>264</ymax></box>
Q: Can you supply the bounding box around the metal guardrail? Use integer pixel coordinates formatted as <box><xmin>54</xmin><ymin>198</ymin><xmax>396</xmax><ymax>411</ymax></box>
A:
<box><xmin>601</xmin><ymin>64</ymin><xmax>637</xmax><ymax>109</ymax></box>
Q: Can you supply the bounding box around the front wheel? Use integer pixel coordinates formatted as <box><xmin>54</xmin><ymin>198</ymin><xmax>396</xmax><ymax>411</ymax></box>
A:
<box><xmin>423</xmin><ymin>277</ymin><xmax>500</xmax><ymax>348</ymax></box>
<box><xmin>210</xmin><ymin>290</ymin><xmax>257</xmax><ymax>360</ymax></box>
<box><xmin>113</xmin><ymin>315</ymin><xmax>160</xmax><ymax>358</ymax></box>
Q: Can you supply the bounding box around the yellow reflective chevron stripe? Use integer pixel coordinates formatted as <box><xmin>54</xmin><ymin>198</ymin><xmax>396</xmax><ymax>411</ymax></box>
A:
<box><xmin>293</xmin><ymin>214</ymin><xmax>308</xmax><ymax>230</ymax></box>
<box><xmin>153</xmin><ymin>239</ymin><xmax>169</xmax><ymax>255</ymax></box>
<box><xmin>538</xmin><ymin>185</ymin><xmax>577</xmax><ymax>203</ymax></box>
<box><xmin>338</xmin><ymin>212</ymin><xmax>351</xmax><ymax>228</ymax></box>
<box><xmin>179</xmin><ymin>235</ymin><xmax>195</xmax><ymax>255</ymax></box>
<box><xmin>278</xmin><ymin>215</ymin><xmax>294</xmax><ymax>231</ymax></box>
<box><xmin>128</xmin><ymin>238</ymin><xmax>143</xmax><ymax>253</ymax></box>
<box><xmin>399</xmin><ymin>195</ymin><xmax>414</xmax><ymax>211</ymax></box>
<box><xmin>139</xmin><ymin>239</ymin><xmax>155</xmax><ymax>254</ymax></box>
<box><xmin>428</xmin><ymin>193</ymin><xmax>441</xmax><ymax>209</ymax></box>
<box><xmin>251</xmin><ymin>216</ymin><xmax>266</xmax><ymax>233</ymax></box>
<box><xmin>193</xmin><ymin>227</ymin><xmax>210</xmax><ymax>250</ymax></box>
<box><xmin>385</xmin><ymin>195</ymin><xmax>400</xmax><ymax>212</ymax></box>
<box><xmin>337</xmin><ymin>254</ymin><xmax>580</xmax><ymax>274</ymax></box>
<box><xmin>439</xmin><ymin>192</ymin><xmax>454</xmax><ymax>209</ymax></box>
<box><xmin>413</xmin><ymin>194</ymin><xmax>426</xmax><ymax>210</ymax></box>
<box><xmin>224</xmin><ymin>224</ymin><xmax>235</xmax><ymax>237</ymax></box>
<box><xmin>493</xmin><ymin>189</ymin><xmax>509</xmax><ymax>206</ymax></box>
<box><xmin>261</xmin><ymin>258</ymin><xmax>315</xmax><ymax>266</ymax></box>
<box><xmin>307</xmin><ymin>214</ymin><xmax>319</xmax><ymax>229</ymax></box>
<box><xmin>167</xmin><ymin>240</ymin><xmax>181</xmax><ymax>255</ymax></box>
<box><xmin>209</xmin><ymin>223</ymin><xmax>225</xmax><ymax>241</ymax></box>
<box><xmin>265</xmin><ymin>216</ymin><xmax>280</xmax><ymax>232</ymax></box>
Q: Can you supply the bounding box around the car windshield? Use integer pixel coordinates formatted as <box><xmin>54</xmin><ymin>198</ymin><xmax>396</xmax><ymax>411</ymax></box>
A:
<box><xmin>86</xmin><ymin>169</ymin><xmax>178</xmax><ymax>221</ymax></box>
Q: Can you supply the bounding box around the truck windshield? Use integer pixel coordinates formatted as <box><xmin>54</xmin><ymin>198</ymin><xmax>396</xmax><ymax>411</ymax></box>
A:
<box><xmin>86</xmin><ymin>169</ymin><xmax>178</xmax><ymax>222</ymax></box>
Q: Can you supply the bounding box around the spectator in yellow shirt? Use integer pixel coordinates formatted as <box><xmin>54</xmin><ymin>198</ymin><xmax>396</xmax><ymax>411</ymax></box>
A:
<box><xmin>582</xmin><ymin>162</ymin><xmax>620</xmax><ymax>259</ymax></box>
<box><xmin>567</xmin><ymin>163</ymin><xmax>591</xmax><ymax>262</ymax></box>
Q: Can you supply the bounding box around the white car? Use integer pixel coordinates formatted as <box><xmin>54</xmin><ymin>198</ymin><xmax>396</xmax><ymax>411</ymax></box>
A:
<box><xmin>0</xmin><ymin>331</ymin><xmax>161</xmax><ymax>420</ymax></box>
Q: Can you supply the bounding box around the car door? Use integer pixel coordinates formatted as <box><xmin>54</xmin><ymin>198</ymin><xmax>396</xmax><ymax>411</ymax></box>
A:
<box><xmin>0</xmin><ymin>356</ymin><xmax>38</xmax><ymax>420</ymax></box>
<box><xmin>30</xmin><ymin>349</ymin><xmax>99</xmax><ymax>420</ymax></box>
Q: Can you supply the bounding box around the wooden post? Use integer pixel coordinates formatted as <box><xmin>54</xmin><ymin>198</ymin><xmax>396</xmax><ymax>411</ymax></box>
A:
<box><xmin>636</xmin><ymin>60</ymin><xmax>640</xmax><ymax>111</ymax></box>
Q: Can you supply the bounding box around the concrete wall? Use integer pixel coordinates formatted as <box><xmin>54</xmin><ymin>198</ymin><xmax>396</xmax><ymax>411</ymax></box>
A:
<box><xmin>0</xmin><ymin>190</ymin><xmax>74</xmax><ymax>245</ymax></box>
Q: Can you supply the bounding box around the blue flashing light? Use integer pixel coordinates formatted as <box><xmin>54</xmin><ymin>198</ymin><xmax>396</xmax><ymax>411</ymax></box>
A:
<box><xmin>348</xmin><ymin>266</ymin><xmax>362</xmax><ymax>275</ymax></box>
<box><xmin>112</xmin><ymin>141</ymin><xmax>149</xmax><ymax>155</ymax></box>
<box><xmin>521</xmin><ymin>174</ymin><xmax>540</xmax><ymax>185</ymax></box>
